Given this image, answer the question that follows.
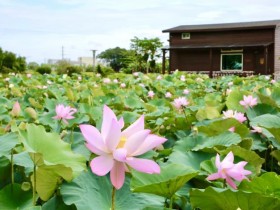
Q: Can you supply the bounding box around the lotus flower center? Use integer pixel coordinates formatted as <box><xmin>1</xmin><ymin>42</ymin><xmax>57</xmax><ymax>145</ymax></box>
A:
<box><xmin>117</xmin><ymin>136</ymin><xmax>127</xmax><ymax>148</ymax></box>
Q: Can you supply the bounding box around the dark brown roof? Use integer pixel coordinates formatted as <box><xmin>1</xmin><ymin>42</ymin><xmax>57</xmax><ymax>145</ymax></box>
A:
<box><xmin>163</xmin><ymin>19</ymin><xmax>280</xmax><ymax>33</ymax></box>
<box><xmin>162</xmin><ymin>41</ymin><xmax>273</xmax><ymax>50</ymax></box>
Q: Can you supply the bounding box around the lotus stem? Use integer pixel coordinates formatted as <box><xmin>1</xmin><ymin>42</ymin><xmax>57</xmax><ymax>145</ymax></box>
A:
<box><xmin>182</xmin><ymin>107</ymin><xmax>189</xmax><ymax>124</ymax></box>
<box><xmin>111</xmin><ymin>186</ymin><xmax>116</xmax><ymax>210</ymax></box>
<box><xmin>70</xmin><ymin>127</ymin><xmax>74</xmax><ymax>145</ymax></box>
<box><xmin>169</xmin><ymin>195</ymin><xmax>174</xmax><ymax>209</ymax></box>
<box><xmin>33</xmin><ymin>153</ymin><xmax>37</xmax><ymax>206</ymax></box>
<box><xmin>11</xmin><ymin>149</ymin><xmax>14</xmax><ymax>192</ymax></box>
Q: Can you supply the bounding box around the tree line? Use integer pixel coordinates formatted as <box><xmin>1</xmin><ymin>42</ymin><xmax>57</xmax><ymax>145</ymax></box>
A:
<box><xmin>0</xmin><ymin>47</ymin><xmax>26</xmax><ymax>73</ymax></box>
<box><xmin>97</xmin><ymin>36</ymin><xmax>164</xmax><ymax>73</ymax></box>
<box><xmin>0</xmin><ymin>36</ymin><xmax>165</xmax><ymax>75</ymax></box>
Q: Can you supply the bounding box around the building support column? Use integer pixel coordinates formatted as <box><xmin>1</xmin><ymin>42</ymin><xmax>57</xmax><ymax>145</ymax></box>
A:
<box><xmin>265</xmin><ymin>46</ymin><xmax>268</xmax><ymax>74</ymax></box>
<box><xmin>162</xmin><ymin>49</ymin><xmax>166</xmax><ymax>74</ymax></box>
<box><xmin>209</xmin><ymin>48</ymin><xmax>213</xmax><ymax>78</ymax></box>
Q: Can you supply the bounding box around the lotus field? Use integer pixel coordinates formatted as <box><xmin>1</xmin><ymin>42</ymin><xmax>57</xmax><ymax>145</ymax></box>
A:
<box><xmin>1</xmin><ymin>71</ymin><xmax>280</xmax><ymax>210</ymax></box>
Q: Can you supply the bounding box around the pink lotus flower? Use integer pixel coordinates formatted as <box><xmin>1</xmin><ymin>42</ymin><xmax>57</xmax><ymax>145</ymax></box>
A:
<box><xmin>172</xmin><ymin>97</ymin><xmax>189</xmax><ymax>110</ymax></box>
<box><xmin>251</xmin><ymin>126</ymin><xmax>262</xmax><ymax>133</ymax></box>
<box><xmin>183</xmin><ymin>89</ymin><xmax>190</xmax><ymax>95</ymax></box>
<box><xmin>207</xmin><ymin>152</ymin><xmax>251</xmax><ymax>189</ymax></box>
<box><xmin>148</xmin><ymin>91</ymin><xmax>155</xmax><ymax>98</ymax></box>
<box><xmin>11</xmin><ymin>101</ymin><xmax>21</xmax><ymax>117</ymax></box>
<box><xmin>222</xmin><ymin>110</ymin><xmax>247</xmax><ymax>123</ymax></box>
<box><xmin>271</xmin><ymin>79</ymin><xmax>276</xmax><ymax>84</ymax></box>
<box><xmin>156</xmin><ymin>75</ymin><xmax>162</xmax><ymax>80</ymax></box>
<box><xmin>239</xmin><ymin>95</ymin><xmax>258</xmax><ymax>109</ymax></box>
<box><xmin>120</xmin><ymin>83</ymin><xmax>126</xmax><ymax>88</ymax></box>
<box><xmin>53</xmin><ymin>104</ymin><xmax>77</xmax><ymax>124</ymax></box>
<box><xmin>228</xmin><ymin>127</ymin><xmax>235</xmax><ymax>132</ymax></box>
<box><xmin>103</xmin><ymin>78</ymin><xmax>111</xmax><ymax>84</ymax></box>
<box><xmin>165</xmin><ymin>92</ymin><xmax>172</xmax><ymax>98</ymax></box>
<box><xmin>80</xmin><ymin>105</ymin><xmax>167</xmax><ymax>189</ymax></box>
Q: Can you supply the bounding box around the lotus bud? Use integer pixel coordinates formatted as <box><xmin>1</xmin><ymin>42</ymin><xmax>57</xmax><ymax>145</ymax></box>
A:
<box><xmin>11</xmin><ymin>101</ymin><xmax>21</xmax><ymax>117</ymax></box>
<box><xmin>25</xmin><ymin>107</ymin><xmax>37</xmax><ymax>120</ymax></box>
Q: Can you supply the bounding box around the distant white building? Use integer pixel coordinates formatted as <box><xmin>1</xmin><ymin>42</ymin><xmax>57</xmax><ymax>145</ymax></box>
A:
<box><xmin>78</xmin><ymin>57</ymin><xmax>93</xmax><ymax>66</ymax></box>
<box><xmin>47</xmin><ymin>57</ymin><xmax>96</xmax><ymax>67</ymax></box>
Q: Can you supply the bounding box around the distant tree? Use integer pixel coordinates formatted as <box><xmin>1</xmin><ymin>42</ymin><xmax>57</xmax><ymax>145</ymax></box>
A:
<box><xmin>27</xmin><ymin>62</ymin><xmax>39</xmax><ymax>70</ymax></box>
<box><xmin>130</xmin><ymin>37</ymin><xmax>163</xmax><ymax>73</ymax></box>
<box><xmin>37</xmin><ymin>64</ymin><xmax>52</xmax><ymax>74</ymax></box>
<box><xmin>0</xmin><ymin>47</ymin><xmax>27</xmax><ymax>73</ymax></box>
<box><xmin>97</xmin><ymin>47</ymin><xmax>130</xmax><ymax>72</ymax></box>
<box><xmin>2</xmin><ymin>51</ymin><xmax>16</xmax><ymax>70</ymax></box>
<box><xmin>15</xmin><ymin>56</ymin><xmax>27</xmax><ymax>72</ymax></box>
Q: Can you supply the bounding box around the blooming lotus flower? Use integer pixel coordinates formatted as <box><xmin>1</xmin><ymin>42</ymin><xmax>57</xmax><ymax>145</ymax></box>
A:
<box><xmin>228</xmin><ymin>127</ymin><xmax>235</xmax><ymax>132</ymax></box>
<box><xmin>207</xmin><ymin>152</ymin><xmax>251</xmax><ymax>189</ymax></box>
<box><xmin>11</xmin><ymin>101</ymin><xmax>21</xmax><ymax>117</ymax></box>
<box><xmin>226</xmin><ymin>89</ymin><xmax>232</xmax><ymax>95</ymax></box>
<box><xmin>53</xmin><ymin>104</ymin><xmax>77</xmax><ymax>124</ymax></box>
<box><xmin>148</xmin><ymin>91</ymin><xmax>155</xmax><ymax>98</ymax></box>
<box><xmin>251</xmin><ymin>126</ymin><xmax>262</xmax><ymax>133</ymax></box>
<box><xmin>113</xmin><ymin>79</ymin><xmax>119</xmax><ymax>83</ymax></box>
<box><xmin>180</xmin><ymin>75</ymin><xmax>185</xmax><ymax>81</ymax></box>
<box><xmin>156</xmin><ymin>75</ymin><xmax>162</xmax><ymax>80</ymax></box>
<box><xmin>80</xmin><ymin>105</ymin><xmax>167</xmax><ymax>189</ymax></box>
<box><xmin>172</xmin><ymin>97</ymin><xmax>189</xmax><ymax>110</ymax></box>
<box><xmin>165</xmin><ymin>92</ymin><xmax>172</xmax><ymax>98</ymax></box>
<box><xmin>183</xmin><ymin>89</ymin><xmax>190</xmax><ymax>95</ymax></box>
<box><xmin>222</xmin><ymin>110</ymin><xmax>247</xmax><ymax>123</ymax></box>
<box><xmin>239</xmin><ymin>95</ymin><xmax>258</xmax><ymax>109</ymax></box>
<box><xmin>133</xmin><ymin>72</ymin><xmax>139</xmax><ymax>77</ymax></box>
<box><xmin>103</xmin><ymin>78</ymin><xmax>111</xmax><ymax>84</ymax></box>
<box><xmin>120</xmin><ymin>83</ymin><xmax>126</xmax><ymax>88</ymax></box>
<box><xmin>228</xmin><ymin>81</ymin><xmax>233</xmax><ymax>86</ymax></box>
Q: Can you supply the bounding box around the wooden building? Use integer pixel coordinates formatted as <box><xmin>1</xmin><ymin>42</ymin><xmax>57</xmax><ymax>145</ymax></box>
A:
<box><xmin>162</xmin><ymin>20</ymin><xmax>280</xmax><ymax>78</ymax></box>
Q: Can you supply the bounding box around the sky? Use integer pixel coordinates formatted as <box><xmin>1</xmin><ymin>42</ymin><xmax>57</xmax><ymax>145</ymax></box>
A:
<box><xmin>0</xmin><ymin>0</ymin><xmax>280</xmax><ymax>64</ymax></box>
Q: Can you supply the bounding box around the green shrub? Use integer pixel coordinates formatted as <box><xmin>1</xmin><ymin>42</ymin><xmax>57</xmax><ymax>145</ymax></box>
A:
<box><xmin>36</xmin><ymin>65</ymin><xmax>52</xmax><ymax>74</ymax></box>
<box><xmin>65</xmin><ymin>66</ymin><xmax>83</xmax><ymax>76</ymax></box>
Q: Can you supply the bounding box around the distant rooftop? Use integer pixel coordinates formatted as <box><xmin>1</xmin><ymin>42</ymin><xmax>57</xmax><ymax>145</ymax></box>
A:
<box><xmin>163</xmin><ymin>19</ymin><xmax>280</xmax><ymax>33</ymax></box>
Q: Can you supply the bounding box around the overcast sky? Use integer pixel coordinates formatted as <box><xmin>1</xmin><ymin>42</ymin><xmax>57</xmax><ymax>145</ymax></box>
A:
<box><xmin>1</xmin><ymin>0</ymin><xmax>280</xmax><ymax>64</ymax></box>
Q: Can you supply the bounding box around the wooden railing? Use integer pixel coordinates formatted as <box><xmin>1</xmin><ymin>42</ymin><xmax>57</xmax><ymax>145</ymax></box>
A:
<box><xmin>178</xmin><ymin>71</ymin><xmax>255</xmax><ymax>77</ymax></box>
<box><xmin>212</xmin><ymin>71</ymin><xmax>255</xmax><ymax>77</ymax></box>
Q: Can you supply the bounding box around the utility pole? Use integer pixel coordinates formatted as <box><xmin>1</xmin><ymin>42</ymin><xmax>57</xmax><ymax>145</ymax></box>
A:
<box><xmin>62</xmin><ymin>46</ymin><xmax>64</xmax><ymax>60</ymax></box>
<box><xmin>91</xmin><ymin>49</ymin><xmax>97</xmax><ymax>72</ymax></box>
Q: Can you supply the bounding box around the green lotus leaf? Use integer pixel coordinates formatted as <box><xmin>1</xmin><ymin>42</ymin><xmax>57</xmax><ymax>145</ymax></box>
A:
<box><xmin>190</xmin><ymin>186</ymin><xmax>280</xmax><ymax>210</ymax></box>
<box><xmin>131</xmin><ymin>164</ymin><xmax>198</xmax><ymax>198</ymax></box>
<box><xmin>0</xmin><ymin>183</ymin><xmax>33</xmax><ymax>210</ymax></box>
<box><xmin>19</xmin><ymin>124</ymin><xmax>86</xmax><ymax>175</ymax></box>
<box><xmin>61</xmin><ymin>170</ymin><xmax>164</xmax><ymax>210</ymax></box>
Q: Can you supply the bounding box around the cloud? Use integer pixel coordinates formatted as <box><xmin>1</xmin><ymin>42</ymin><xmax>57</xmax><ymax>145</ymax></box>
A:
<box><xmin>0</xmin><ymin>0</ymin><xmax>280</xmax><ymax>63</ymax></box>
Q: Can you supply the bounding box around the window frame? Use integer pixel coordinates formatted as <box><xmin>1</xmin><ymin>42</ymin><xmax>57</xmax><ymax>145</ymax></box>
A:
<box><xmin>220</xmin><ymin>53</ymin><xmax>243</xmax><ymax>71</ymax></box>
<box><xmin>181</xmin><ymin>32</ymin><xmax>191</xmax><ymax>39</ymax></box>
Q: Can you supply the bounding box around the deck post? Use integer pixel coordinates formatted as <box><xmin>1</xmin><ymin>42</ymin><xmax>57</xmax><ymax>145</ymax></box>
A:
<box><xmin>265</xmin><ymin>46</ymin><xmax>268</xmax><ymax>74</ymax></box>
<box><xmin>162</xmin><ymin>49</ymin><xmax>166</xmax><ymax>74</ymax></box>
<box><xmin>209</xmin><ymin>48</ymin><xmax>213</xmax><ymax>78</ymax></box>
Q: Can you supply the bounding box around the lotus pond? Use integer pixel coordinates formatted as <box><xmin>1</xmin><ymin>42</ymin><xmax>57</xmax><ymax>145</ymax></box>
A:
<box><xmin>1</xmin><ymin>71</ymin><xmax>280</xmax><ymax>210</ymax></box>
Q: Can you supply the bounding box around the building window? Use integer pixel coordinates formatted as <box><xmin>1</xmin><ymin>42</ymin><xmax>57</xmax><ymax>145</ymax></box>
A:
<box><xmin>221</xmin><ymin>54</ymin><xmax>243</xmax><ymax>70</ymax></box>
<box><xmin>182</xmin><ymin>33</ymin><xmax>190</xmax><ymax>39</ymax></box>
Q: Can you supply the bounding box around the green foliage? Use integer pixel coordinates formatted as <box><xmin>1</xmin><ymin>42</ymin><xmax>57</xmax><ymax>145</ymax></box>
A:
<box><xmin>36</xmin><ymin>65</ymin><xmax>52</xmax><ymax>74</ymax></box>
<box><xmin>0</xmin><ymin>47</ymin><xmax>27</xmax><ymax>73</ymax></box>
<box><xmin>0</xmin><ymin>72</ymin><xmax>280</xmax><ymax>209</ymax></box>
<box><xmin>130</xmin><ymin>36</ymin><xmax>163</xmax><ymax>73</ymax></box>
<box><xmin>61</xmin><ymin>170</ymin><xmax>164</xmax><ymax>210</ymax></box>
<box><xmin>131</xmin><ymin>164</ymin><xmax>198</xmax><ymax>198</ymax></box>
<box><xmin>97</xmin><ymin>47</ymin><xmax>131</xmax><ymax>72</ymax></box>
<box><xmin>190</xmin><ymin>186</ymin><xmax>280</xmax><ymax>210</ymax></box>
